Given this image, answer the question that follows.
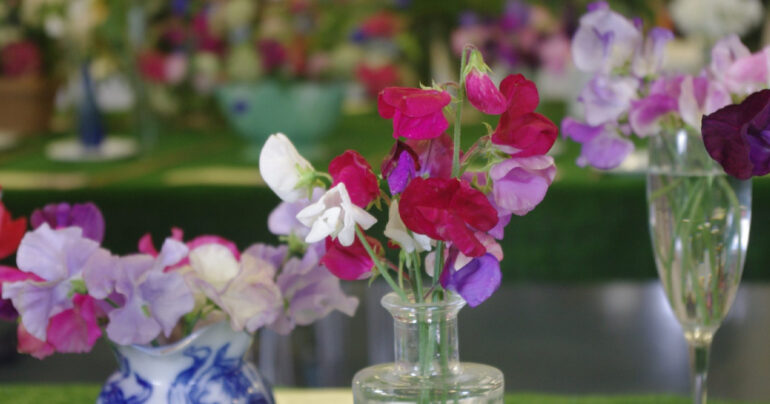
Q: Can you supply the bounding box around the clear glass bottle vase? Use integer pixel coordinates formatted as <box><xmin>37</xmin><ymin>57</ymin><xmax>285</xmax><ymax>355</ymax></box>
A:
<box><xmin>646</xmin><ymin>128</ymin><xmax>752</xmax><ymax>404</ymax></box>
<box><xmin>352</xmin><ymin>292</ymin><xmax>504</xmax><ymax>404</ymax></box>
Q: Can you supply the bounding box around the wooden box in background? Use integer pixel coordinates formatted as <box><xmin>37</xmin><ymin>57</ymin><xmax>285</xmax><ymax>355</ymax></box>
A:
<box><xmin>0</xmin><ymin>75</ymin><xmax>55</xmax><ymax>135</ymax></box>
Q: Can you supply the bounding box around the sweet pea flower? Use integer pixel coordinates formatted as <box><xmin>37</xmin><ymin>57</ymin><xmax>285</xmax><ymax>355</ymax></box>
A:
<box><xmin>631</xmin><ymin>27</ymin><xmax>674</xmax><ymax>78</ymax></box>
<box><xmin>702</xmin><ymin>89</ymin><xmax>770</xmax><ymax>179</ymax></box>
<box><xmin>710</xmin><ymin>35</ymin><xmax>770</xmax><ymax>95</ymax></box>
<box><xmin>260</xmin><ymin>133</ymin><xmax>315</xmax><ymax>203</ymax></box>
<box><xmin>264</xmin><ymin>243</ymin><xmax>359</xmax><ymax>335</ymax></box>
<box><xmin>628</xmin><ymin>94</ymin><xmax>679</xmax><ymax>137</ymax></box>
<box><xmin>2</xmin><ymin>224</ymin><xmax>100</xmax><ymax>341</ymax></box>
<box><xmin>404</xmin><ymin>132</ymin><xmax>454</xmax><ymax>179</ymax></box>
<box><xmin>562</xmin><ymin>119</ymin><xmax>634</xmax><ymax>169</ymax></box>
<box><xmin>440</xmin><ymin>251</ymin><xmax>501</xmax><ymax>308</ymax></box>
<box><xmin>83</xmin><ymin>239</ymin><xmax>194</xmax><ymax>345</ymax></box>
<box><xmin>571</xmin><ymin>2</ymin><xmax>642</xmax><ymax>74</ymax></box>
<box><xmin>381</xmin><ymin>141</ymin><xmax>420</xmax><ymax>195</ymax></box>
<box><xmin>490</xmin><ymin>155</ymin><xmax>556</xmax><ymax>216</ymax></box>
<box><xmin>678</xmin><ymin>75</ymin><xmax>731</xmax><ymax>130</ymax></box>
<box><xmin>0</xmin><ymin>200</ymin><xmax>27</xmax><ymax>260</ymax></box>
<box><xmin>329</xmin><ymin>150</ymin><xmax>380</xmax><ymax>208</ymax></box>
<box><xmin>296</xmin><ymin>183</ymin><xmax>377</xmax><ymax>247</ymax></box>
<box><xmin>16</xmin><ymin>294</ymin><xmax>103</xmax><ymax>359</ymax></box>
<box><xmin>491</xmin><ymin>74</ymin><xmax>558</xmax><ymax>157</ymax></box>
<box><xmin>30</xmin><ymin>202</ymin><xmax>105</xmax><ymax>243</ymax></box>
<box><xmin>0</xmin><ymin>265</ymin><xmax>40</xmax><ymax>321</ymax></box>
<box><xmin>384</xmin><ymin>200</ymin><xmax>432</xmax><ymax>253</ymax></box>
<box><xmin>268</xmin><ymin>188</ymin><xmax>324</xmax><ymax>238</ymax></box>
<box><xmin>138</xmin><ymin>228</ymin><xmax>240</xmax><ymax>271</ymax></box>
<box><xmin>399</xmin><ymin>178</ymin><xmax>498</xmax><ymax>258</ymax></box>
<box><xmin>377</xmin><ymin>87</ymin><xmax>451</xmax><ymax>139</ymax></box>
<box><xmin>465</xmin><ymin>69</ymin><xmax>507</xmax><ymax>115</ymax></box>
<box><xmin>578</xmin><ymin>75</ymin><xmax>639</xmax><ymax>126</ymax></box>
<box><xmin>189</xmin><ymin>244</ymin><xmax>282</xmax><ymax>333</ymax></box>
<box><xmin>321</xmin><ymin>233</ymin><xmax>382</xmax><ymax>280</ymax></box>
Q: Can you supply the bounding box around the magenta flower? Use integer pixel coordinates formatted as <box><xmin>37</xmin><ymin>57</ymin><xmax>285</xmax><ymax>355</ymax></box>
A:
<box><xmin>465</xmin><ymin>69</ymin><xmax>507</xmax><ymax>115</ymax></box>
<box><xmin>0</xmin><ymin>265</ymin><xmax>40</xmax><ymax>321</ymax></box>
<box><xmin>440</xmin><ymin>250</ymin><xmax>501</xmax><ymax>308</ymax></box>
<box><xmin>378</xmin><ymin>87</ymin><xmax>451</xmax><ymax>139</ymax></box>
<box><xmin>2</xmin><ymin>224</ymin><xmax>100</xmax><ymax>341</ymax></box>
<box><xmin>562</xmin><ymin>119</ymin><xmax>634</xmax><ymax>169</ymax></box>
<box><xmin>702</xmin><ymin>89</ymin><xmax>770</xmax><ymax>179</ymax></box>
<box><xmin>268</xmin><ymin>243</ymin><xmax>358</xmax><ymax>335</ymax></box>
<box><xmin>629</xmin><ymin>93</ymin><xmax>679</xmax><ymax>137</ymax></box>
<box><xmin>404</xmin><ymin>132</ymin><xmax>454</xmax><ymax>179</ymax></box>
<box><xmin>329</xmin><ymin>150</ymin><xmax>380</xmax><ymax>208</ymax></box>
<box><xmin>321</xmin><ymin>234</ymin><xmax>380</xmax><ymax>281</ymax></box>
<box><xmin>399</xmin><ymin>178</ymin><xmax>498</xmax><ymax>258</ymax></box>
<box><xmin>490</xmin><ymin>155</ymin><xmax>556</xmax><ymax>216</ymax></box>
<box><xmin>30</xmin><ymin>202</ymin><xmax>105</xmax><ymax>243</ymax></box>
<box><xmin>491</xmin><ymin>74</ymin><xmax>558</xmax><ymax>157</ymax></box>
<box><xmin>16</xmin><ymin>294</ymin><xmax>103</xmax><ymax>359</ymax></box>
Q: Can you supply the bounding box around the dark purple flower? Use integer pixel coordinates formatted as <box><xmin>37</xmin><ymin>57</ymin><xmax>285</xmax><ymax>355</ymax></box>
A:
<box><xmin>702</xmin><ymin>89</ymin><xmax>770</xmax><ymax>179</ymax></box>
<box><xmin>440</xmin><ymin>251</ymin><xmax>501</xmax><ymax>307</ymax></box>
<box><xmin>381</xmin><ymin>141</ymin><xmax>419</xmax><ymax>195</ymax></box>
<box><xmin>30</xmin><ymin>202</ymin><xmax>105</xmax><ymax>243</ymax></box>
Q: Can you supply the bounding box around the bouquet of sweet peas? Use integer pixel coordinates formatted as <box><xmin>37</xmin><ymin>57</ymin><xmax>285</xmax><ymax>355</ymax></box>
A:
<box><xmin>259</xmin><ymin>45</ymin><xmax>558</xmax><ymax>306</ymax></box>
<box><xmin>562</xmin><ymin>1</ymin><xmax>770</xmax><ymax>174</ymax></box>
<box><xmin>0</xmin><ymin>193</ymin><xmax>357</xmax><ymax>359</ymax></box>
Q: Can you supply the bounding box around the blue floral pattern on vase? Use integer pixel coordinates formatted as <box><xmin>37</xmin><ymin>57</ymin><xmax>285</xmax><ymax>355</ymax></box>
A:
<box><xmin>97</xmin><ymin>322</ymin><xmax>274</xmax><ymax>404</ymax></box>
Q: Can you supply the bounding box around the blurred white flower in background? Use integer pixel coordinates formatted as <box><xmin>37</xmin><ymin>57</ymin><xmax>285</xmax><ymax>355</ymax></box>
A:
<box><xmin>670</xmin><ymin>0</ymin><xmax>763</xmax><ymax>40</ymax></box>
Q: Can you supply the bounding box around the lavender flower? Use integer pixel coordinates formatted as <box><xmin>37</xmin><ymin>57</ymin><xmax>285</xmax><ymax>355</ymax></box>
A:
<box><xmin>2</xmin><ymin>224</ymin><xmax>100</xmax><ymax>341</ymax></box>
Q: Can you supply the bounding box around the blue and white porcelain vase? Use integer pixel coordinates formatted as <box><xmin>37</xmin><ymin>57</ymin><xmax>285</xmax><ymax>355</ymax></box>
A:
<box><xmin>97</xmin><ymin>321</ymin><xmax>274</xmax><ymax>404</ymax></box>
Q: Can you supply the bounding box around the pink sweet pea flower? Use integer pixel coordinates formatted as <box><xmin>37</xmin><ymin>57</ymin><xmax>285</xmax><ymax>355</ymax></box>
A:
<box><xmin>404</xmin><ymin>132</ymin><xmax>454</xmax><ymax>179</ymax></box>
<box><xmin>0</xmin><ymin>265</ymin><xmax>41</xmax><ymax>321</ymax></box>
<box><xmin>399</xmin><ymin>178</ymin><xmax>498</xmax><ymax>258</ymax></box>
<box><xmin>17</xmin><ymin>323</ymin><xmax>54</xmax><ymax>359</ymax></box>
<box><xmin>490</xmin><ymin>155</ymin><xmax>556</xmax><ymax>216</ymax></box>
<box><xmin>710</xmin><ymin>35</ymin><xmax>767</xmax><ymax>95</ymax></box>
<box><xmin>378</xmin><ymin>87</ymin><xmax>451</xmax><ymax>139</ymax></box>
<box><xmin>629</xmin><ymin>94</ymin><xmax>679</xmax><ymax>137</ymax></box>
<box><xmin>321</xmin><ymin>233</ymin><xmax>380</xmax><ymax>281</ymax></box>
<box><xmin>329</xmin><ymin>150</ymin><xmax>380</xmax><ymax>208</ymax></box>
<box><xmin>677</xmin><ymin>75</ymin><xmax>731</xmax><ymax>130</ymax></box>
<box><xmin>44</xmin><ymin>294</ymin><xmax>102</xmax><ymax>355</ymax></box>
<box><xmin>138</xmin><ymin>227</ymin><xmax>240</xmax><ymax>271</ymax></box>
<box><xmin>465</xmin><ymin>69</ymin><xmax>507</xmax><ymax>115</ymax></box>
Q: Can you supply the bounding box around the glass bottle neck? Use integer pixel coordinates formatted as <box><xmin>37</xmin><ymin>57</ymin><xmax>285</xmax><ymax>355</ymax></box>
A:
<box><xmin>383</xmin><ymin>293</ymin><xmax>465</xmax><ymax>378</ymax></box>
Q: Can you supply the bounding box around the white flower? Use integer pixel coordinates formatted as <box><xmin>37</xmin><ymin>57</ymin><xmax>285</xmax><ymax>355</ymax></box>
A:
<box><xmin>187</xmin><ymin>245</ymin><xmax>282</xmax><ymax>333</ymax></box>
<box><xmin>296</xmin><ymin>183</ymin><xmax>376</xmax><ymax>246</ymax></box>
<box><xmin>670</xmin><ymin>0</ymin><xmax>763</xmax><ymax>40</ymax></box>
<box><xmin>260</xmin><ymin>133</ymin><xmax>314</xmax><ymax>203</ymax></box>
<box><xmin>384</xmin><ymin>200</ymin><xmax>431</xmax><ymax>253</ymax></box>
<box><xmin>188</xmin><ymin>244</ymin><xmax>241</xmax><ymax>289</ymax></box>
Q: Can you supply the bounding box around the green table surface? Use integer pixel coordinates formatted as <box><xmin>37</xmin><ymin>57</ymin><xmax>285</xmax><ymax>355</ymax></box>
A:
<box><xmin>1</xmin><ymin>105</ymin><xmax>770</xmax><ymax>282</ymax></box>
<box><xmin>0</xmin><ymin>385</ymin><xmax>765</xmax><ymax>404</ymax></box>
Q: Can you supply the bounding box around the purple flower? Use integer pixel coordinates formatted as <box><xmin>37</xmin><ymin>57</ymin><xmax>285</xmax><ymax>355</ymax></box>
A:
<box><xmin>629</xmin><ymin>94</ymin><xmax>679</xmax><ymax>137</ymax></box>
<box><xmin>562</xmin><ymin>119</ymin><xmax>634</xmax><ymax>169</ymax></box>
<box><xmin>489</xmin><ymin>156</ymin><xmax>556</xmax><ymax>216</ymax></box>
<box><xmin>631</xmin><ymin>27</ymin><xmax>674</xmax><ymax>78</ymax></box>
<box><xmin>2</xmin><ymin>224</ymin><xmax>100</xmax><ymax>341</ymax></box>
<box><xmin>571</xmin><ymin>2</ymin><xmax>641</xmax><ymax>74</ymax></box>
<box><xmin>30</xmin><ymin>202</ymin><xmax>105</xmax><ymax>243</ymax></box>
<box><xmin>268</xmin><ymin>188</ymin><xmax>324</xmax><ymax>238</ymax></box>
<box><xmin>267</xmin><ymin>243</ymin><xmax>358</xmax><ymax>335</ymax></box>
<box><xmin>578</xmin><ymin>76</ymin><xmax>639</xmax><ymax>126</ymax></box>
<box><xmin>702</xmin><ymin>89</ymin><xmax>770</xmax><ymax>179</ymax></box>
<box><xmin>440</xmin><ymin>251</ymin><xmax>501</xmax><ymax>308</ymax></box>
<box><xmin>83</xmin><ymin>239</ymin><xmax>194</xmax><ymax>345</ymax></box>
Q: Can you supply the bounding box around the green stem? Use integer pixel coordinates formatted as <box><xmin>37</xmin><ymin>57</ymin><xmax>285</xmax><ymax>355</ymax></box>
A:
<box><xmin>451</xmin><ymin>49</ymin><xmax>468</xmax><ymax>178</ymax></box>
<box><xmin>354</xmin><ymin>227</ymin><xmax>408</xmax><ymax>301</ymax></box>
